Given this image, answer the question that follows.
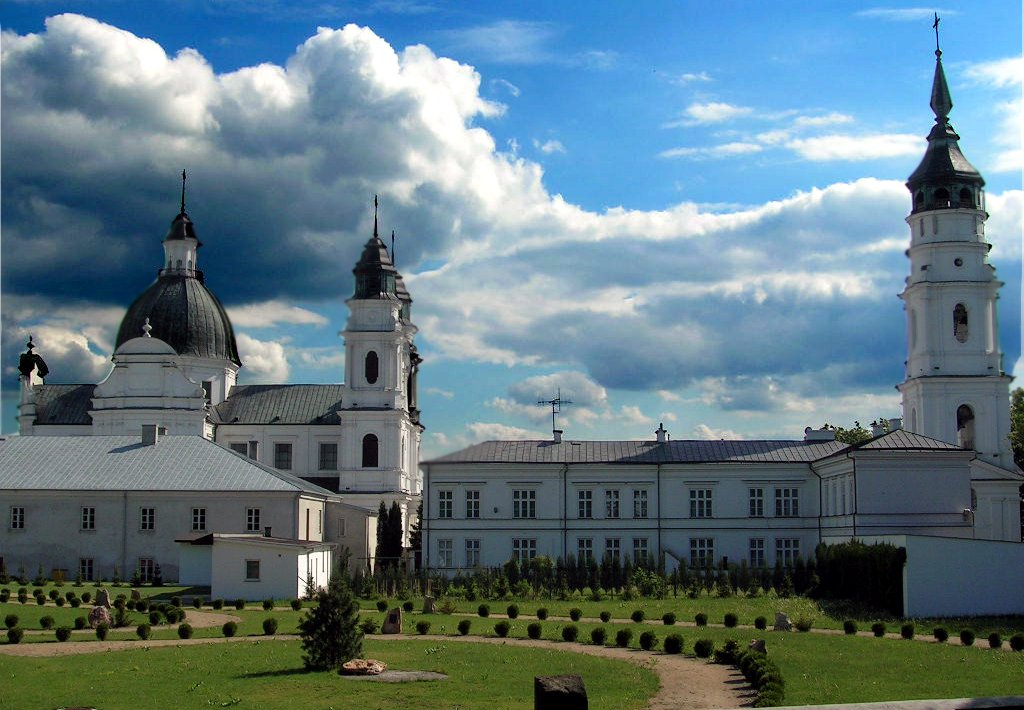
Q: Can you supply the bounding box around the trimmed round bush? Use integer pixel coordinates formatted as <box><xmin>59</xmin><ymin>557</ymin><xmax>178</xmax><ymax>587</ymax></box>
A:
<box><xmin>662</xmin><ymin>612</ymin><xmax>676</xmax><ymax>625</ymax></box>
<box><xmin>615</xmin><ymin>628</ymin><xmax>633</xmax><ymax>647</ymax></box>
<box><xmin>506</xmin><ymin>604</ymin><xmax>519</xmax><ymax>619</ymax></box>
<box><xmin>7</xmin><ymin>627</ymin><xmax>24</xmax><ymax>644</ymax></box>
<box><xmin>457</xmin><ymin>619</ymin><xmax>472</xmax><ymax>636</ymax></box>
<box><xmin>569</xmin><ymin>608</ymin><xmax>582</xmax><ymax>622</ymax></box>
<box><xmin>70</xmin><ymin>598</ymin><xmax>81</xmax><ymax>608</ymax></box>
<box><xmin>900</xmin><ymin>623</ymin><xmax>915</xmax><ymax>640</ymax></box>
<box><xmin>262</xmin><ymin>598</ymin><xmax>274</xmax><ymax>611</ymax></box>
<box><xmin>754</xmin><ymin>616</ymin><xmax>767</xmax><ymax>630</ymax></box>
<box><xmin>599</xmin><ymin>611</ymin><xmax>611</xmax><ymax>623</ymax></box>
<box><xmin>843</xmin><ymin>620</ymin><xmax>858</xmax><ymax>635</ymax></box>
<box><xmin>724</xmin><ymin>613</ymin><xmax>738</xmax><ymax>628</ymax></box>
<box><xmin>416</xmin><ymin>620</ymin><xmax>431</xmax><ymax>635</ymax></box>
<box><xmin>960</xmin><ymin>629</ymin><xmax>976</xmax><ymax>646</ymax></box>
<box><xmin>192</xmin><ymin>597</ymin><xmax>204</xmax><ymax>609</ymax></box>
<box><xmin>55</xmin><ymin>626</ymin><xmax>72</xmax><ymax>642</ymax></box>
<box><xmin>987</xmin><ymin>632</ymin><xmax>1002</xmax><ymax>649</ymax></box>
<box><xmin>233</xmin><ymin>599</ymin><xmax>246</xmax><ymax>610</ymax></box>
<box><xmin>82</xmin><ymin>592</ymin><xmax>91</xmax><ymax>603</ymax></box>
<box><xmin>55</xmin><ymin>597</ymin><xmax>66</xmax><ymax>607</ymax></box>
<box><xmin>149</xmin><ymin>611</ymin><xmax>162</xmax><ymax>625</ymax></box>
<box><xmin>263</xmin><ymin>618</ymin><xmax>279</xmax><ymax>636</ymax></box>
<box><xmin>4</xmin><ymin>614</ymin><xmax>18</xmax><ymax>629</ymax></box>
<box><xmin>136</xmin><ymin>623</ymin><xmax>152</xmax><ymax>640</ymax></box>
<box><xmin>40</xmin><ymin>615</ymin><xmax>55</xmax><ymax>629</ymax></box>
<box><xmin>631</xmin><ymin>609</ymin><xmax>645</xmax><ymax>623</ymax></box>
<box><xmin>494</xmin><ymin>620</ymin><xmax>511</xmax><ymax>637</ymax></box>
<box><xmin>561</xmin><ymin>624</ymin><xmax>579</xmax><ymax>642</ymax></box>
<box><xmin>171</xmin><ymin>596</ymin><xmax>182</xmax><ymax>607</ymax></box>
<box><xmin>871</xmin><ymin>622</ymin><xmax>886</xmax><ymax>637</ymax></box>
<box><xmin>528</xmin><ymin>622</ymin><xmax>543</xmax><ymax>640</ymax></box>
<box><xmin>290</xmin><ymin>599</ymin><xmax>302</xmax><ymax>611</ymax></box>
<box><xmin>695</xmin><ymin>613</ymin><xmax>708</xmax><ymax>627</ymax></box>
<box><xmin>478</xmin><ymin>604</ymin><xmax>490</xmax><ymax>618</ymax></box>
<box><xmin>639</xmin><ymin>630</ymin><xmax>658</xmax><ymax>651</ymax></box>
<box><xmin>534</xmin><ymin>607</ymin><xmax>547</xmax><ymax>620</ymax></box>
<box><xmin>74</xmin><ymin>616</ymin><xmax>88</xmax><ymax>630</ymax></box>
<box><xmin>178</xmin><ymin>623</ymin><xmax>193</xmax><ymax>639</ymax></box>
<box><xmin>49</xmin><ymin>589</ymin><xmax>59</xmax><ymax>601</ymax></box>
<box><xmin>96</xmin><ymin>623</ymin><xmax>109</xmax><ymax>640</ymax></box>
<box><xmin>694</xmin><ymin>638</ymin><xmax>714</xmax><ymax>658</ymax></box>
<box><xmin>1010</xmin><ymin>633</ymin><xmax>1024</xmax><ymax>652</ymax></box>
<box><xmin>664</xmin><ymin>633</ymin><xmax>683</xmax><ymax>654</ymax></box>
<box><xmin>933</xmin><ymin>627</ymin><xmax>949</xmax><ymax>642</ymax></box>
<box><xmin>17</xmin><ymin>594</ymin><xmax>28</xmax><ymax>604</ymax></box>
<box><xmin>36</xmin><ymin>596</ymin><xmax>46</xmax><ymax>606</ymax></box>
<box><xmin>0</xmin><ymin>590</ymin><xmax>8</xmax><ymax>603</ymax></box>
<box><xmin>376</xmin><ymin>600</ymin><xmax>388</xmax><ymax>612</ymax></box>
<box><xmin>403</xmin><ymin>601</ymin><xmax>414</xmax><ymax>613</ymax></box>
<box><xmin>590</xmin><ymin>627</ymin><xmax>606</xmax><ymax>645</ymax></box>
<box><xmin>222</xmin><ymin>621</ymin><xmax>238</xmax><ymax>637</ymax></box>
<box><xmin>212</xmin><ymin>598</ymin><xmax>224</xmax><ymax>610</ymax></box>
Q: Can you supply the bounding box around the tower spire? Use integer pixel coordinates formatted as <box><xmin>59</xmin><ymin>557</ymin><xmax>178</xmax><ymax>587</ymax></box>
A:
<box><xmin>933</xmin><ymin>12</ymin><xmax>941</xmax><ymax>55</ymax></box>
<box><xmin>373</xmin><ymin>194</ymin><xmax>379</xmax><ymax>239</ymax></box>
<box><xmin>929</xmin><ymin>16</ymin><xmax>952</xmax><ymax>124</ymax></box>
<box><xmin>180</xmin><ymin>169</ymin><xmax>187</xmax><ymax>214</ymax></box>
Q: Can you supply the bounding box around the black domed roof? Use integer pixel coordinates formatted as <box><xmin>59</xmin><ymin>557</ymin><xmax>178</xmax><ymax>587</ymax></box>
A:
<box><xmin>116</xmin><ymin>274</ymin><xmax>241</xmax><ymax>366</ymax></box>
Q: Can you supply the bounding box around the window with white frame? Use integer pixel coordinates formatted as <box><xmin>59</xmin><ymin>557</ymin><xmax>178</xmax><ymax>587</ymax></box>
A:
<box><xmin>229</xmin><ymin>442</ymin><xmax>248</xmax><ymax>456</ymax></box>
<box><xmin>274</xmin><ymin>442</ymin><xmax>293</xmax><ymax>470</ymax></box>
<box><xmin>191</xmin><ymin>507</ymin><xmax>206</xmax><ymax>532</ymax></box>
<box><xmin>605</xmin><ymin>537</ymin><xmax>620</xmax><ymax>561</ymax></box>
<box><xmin>437</xmin><ymin>539</ymin><xmax>453</xmax><ymax>568</ymax></box>
<box><xmin>81</xmin><ymin>506</ymin><xmax>96</xmax><ymax>531</ymax></box>
<box><xmin>633</xmin><ymin>537</ymin><xmax>649</xmax><ymax>564</ymax></box>
<box><xmin>749</xmin><ymin>487</ymin><xmax>764</xmax><ymax>517</ymax></box>
<box><xmin>689</xmin><ymin>537</ymin><xmax>714</xmax><ymax>568</ymax></box>
<box><xmin>578</xmin><ymin>489</ymin><xmax>593</xmax><ymax>519</ymax></box>
<box><xmin>577</xmin><ymin>537</ymin><xmax>593</xmax><ymax>561</ymax></box>
<box><xmin>689</xmin><ymin>489</ymin><xmax>713</xmax><ymax>518</ymax></box>
<box><xmin>466</xmin><ymin>490</ymin><xmax>480</xmax><ymax>519</ymax></box>
<box><xmin>513</xmin><ymin>490</ymin><xmax>536</xmax><ymax>519</ymax></box>
<box><xmin>337</xmin><ymin>517</ymin><xmax>347</xmax><ymax>536</ymax></box>
<box><xmin>465</xmin><ymin>539</ymin><xmax>481</xmax><ymax>567</ymax></box>
<box><xmin>317</xmin><ymin>509</ymin><xmax>322</xmax><ymax>535</ymax></box>
<box><xmin>79</xmin><ymin>558</ymin><xmax>94</xmax><ymax>581</ymax></box>
<box><xmin>246</xmin><ymin>507</ymin><xmax>261</xmax><ymax>532</ymax></box>
<box><xmin>245</xmin><ymin>559</ymin><xmax>260</xmax><ymax>581</ymax></box>
<box><xmin>318</xmin><ymin>442</ymin><xmax>338</xmax><ymax>471</ymax></box>
<box><xmin>138</xmin><ymin>557</ymin><xmax>155</xmax><ymax>583</ymax></box>
<box><xmin>512</xmin><ymin>538</ymin><xmax>537</xmax><ymax>563</ymax></box>
<box><xmin>10</xmin><ymin>506</ymin><xmax>24</xmax><ymax>530</ymax></box>
<box><xmin>605</xmin><ymin>489</ymin><xmax>620</xmax><ymax>519</ymax></box>
<box><xmin>776</xmin><ymin>538</ymin><xmax>800</xmax><ymax>567</ymax></box>
<box><xmin>438</xmin><ymin>490</ymin><xmax>453</xmax><ymax>519</ymax></box>
<box><xmin>140</xmin><ymin>507</ymin><xmax>155</xmax><ymax>531</ymax></box>
<box><xmin>633</xmin><ymin>489</ymin><xmax>648</xmax><ymax>518</ymax></box>
<box><xmin>775</xmin><ymin>488</ymin><xmax>799</xmax><ymax>517</ymax></box>
<box><xmin>749</xmin><ymin>538</ymin><xmax>765</xmax><ymax>568</ymax></box>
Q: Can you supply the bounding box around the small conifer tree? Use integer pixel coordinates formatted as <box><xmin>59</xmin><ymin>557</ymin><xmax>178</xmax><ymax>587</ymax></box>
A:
<box><xmin>298</xmin><ymin>574</ymin><xmax>363</xmax><ymax>671</ymax></box>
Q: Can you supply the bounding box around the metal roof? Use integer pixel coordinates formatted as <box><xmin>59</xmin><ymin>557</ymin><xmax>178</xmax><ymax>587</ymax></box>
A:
<box><xmin>0</xmin><ymin>435</ymin><xmax>333</xmax><ymax>494</ymax></box>
<box><xmin>33</xmin><ymin>384</ymin><xmax>95</xmax><ymax>425</ymax></box>
<box><xmin>854</xmin><ymin>429</ymin><xmax>964</xmax><ymax>451</ymax></box>
<box><xmin>211</xmin><ymin>384</ymin><xmax>346</xmax><ymax>425</ymax></box>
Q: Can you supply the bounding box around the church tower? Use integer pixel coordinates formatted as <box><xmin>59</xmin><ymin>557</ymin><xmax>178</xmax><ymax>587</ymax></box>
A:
<box><xmin>898</xmin><ymin>37</ymin><xmax>1015</xmax><ymax>470</ymax></box>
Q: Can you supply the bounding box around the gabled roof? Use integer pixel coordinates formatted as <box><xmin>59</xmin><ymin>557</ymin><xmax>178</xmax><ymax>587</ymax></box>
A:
<box><xmin>32</xmin><ymin>384</ymin><xmax>95</xmax><ymax>425</ymax></box>
<box><xmin>0</xmin><ymin>435</ymin><xmax>333</xmax><ymax>494</ymax></box>
<box><xmin>211</xmin><ymin>384</ymin><xmax>346</xmax><ymax>425</ymax></box>
<box><xmin>853</xmin><ymin>429</ymin><xmax>965</xmax><ymax>451</ymax></box>
<box><xmin>425</xmin><ymin>439</ymin><xmax>850</xmax><ymax>465</ymax></box>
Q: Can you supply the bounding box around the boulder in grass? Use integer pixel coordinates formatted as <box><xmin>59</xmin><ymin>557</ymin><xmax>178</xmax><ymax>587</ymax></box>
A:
<box><xmin>94</xmin><ymin>589</ymin><xmax>111</xmax><ymax>609</ymax></box>
<box><xmin>130</xmin><ymin>589</ymin><xmax>141</xmax><ymax>601</ymax></box>
<box><xmin>88</xmin><ymin>606</ymin><xmax>113</xmax><ymax>629</ymax></box>
<box><xmin>535</xmin><ymin>675</ymin><xmax>588</xmax><ymax>710</ymax></box>
<box><xmin>381</xmin><ymin>608</ymin><xmax>402</xmax><ymax>634</ymax></box>
<box><xmin>341</xmin><ymin>659</ymin><xmax>387</xmax><ymax>675</ymax></box>
<box><xmin>773</xmin><ymin>613</ymin><xmax>792</xmax><ymax>632</ymax></box>
<box><xmin>749</xmin><ymin>639</ymin><xmax>767</xmax><ymax>653</ymax></box>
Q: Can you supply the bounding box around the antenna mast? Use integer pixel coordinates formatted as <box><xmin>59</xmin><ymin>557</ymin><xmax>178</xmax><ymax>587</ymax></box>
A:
<box><xmin>537</xmin><ymin>388</ymin><xmax>572</xmax><ymax>438</ymax></box>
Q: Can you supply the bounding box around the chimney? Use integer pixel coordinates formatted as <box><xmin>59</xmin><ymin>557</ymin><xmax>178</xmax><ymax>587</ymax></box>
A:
<box><xmin>655</xmin><ymin>422</ymin><xmax>668</xmax><ymax>443</ymax></box>
<box><xmin>803</xmin><ymin>426</ymin><xmax>836</xmax><ymax>442</ymax></box>
<box><xmin>553</xmin><ymin>429</ymin><xmax>563</xmax><ymax>444</ymax></box>
<box><xmin>870</xmin><ymin>421</ymin><xmax>886</xmax><ymax>437</ymax></box>
<box><xmin>887</xmin><ymin>417</ymin><xmax>902</xmax><ymax>432</ymax></box>
<box><xmin>141</xmin><ymin>424</ymin><xmax>159</xmax><ymax>446</ymax></box>
<box><xmin>263</xmin><ymin>526</ymin><xmax>272</xmax><ymax>538</ymax></box>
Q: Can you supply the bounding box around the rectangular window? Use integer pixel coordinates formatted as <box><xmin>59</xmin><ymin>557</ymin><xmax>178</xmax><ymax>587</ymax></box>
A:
<box><xmin>191</xmin><ymin>507</ymin><xmax>206</xmax><ymax>532</ymax></box>
<box><xmin>578</xmin><ymin>489</ymin><xmax>593</xmax><ymax>519</ymax></box>
<box><xmin>689</xmin><ymin>537</ymin><xmax>714</xmax><ymax>568</ymax></box>
<box><xmin>605</xmin><ymin>489</ymin><xmax>620</xmax><ymax>519</ymax></box>
<box><xmin>689</xmin><ymin>489</ymin><xmax>713</xmax><ymax>518</ymax></box>
<box><xmin>633</xmin><ymin>489</ymin><xmax>648</xmax><ymax>518</ymax></box>
<box><xmin>140</xmin><ymin>507</ymin><xmax>155</xmax><ymax>531</ymax></box>
<box><xmin>577</xmin><ymin>537</ymin><xmax>593</xmax><ymax>562</ymax></box>
<box><xmin>438</xmin><ymin>490</ymin><xmax>453</xmax><ymax>519</ymax></box>
<box><xmin>229</xmin><ymin>442</ymin><xmax>248</xmax><ymax>456</ymax></box>
<box><xmin>513</xmin><ymin>490</ymin><xmax>536</xmax><ymax>519</ymax></box>
<box><xmin>776</xmin><ymin>538</ymin><xmax>800</xmax><ymax>567</ymax></box>
<box><xmin>605</xmin><ymin>537</ymin><xmax>621</xmax><ymax>561</ymax></box>
<box><xmin>749</xmin><ymin>538</ymin><xmax>765</xmax><ymax>568</ymax></box>
<box><xmin>338</xmin><ymin>517</ymin><xmax>347</xmax><ymax>536</ymax></box>
<box><xmin>245</xmin><ymin>559</ymin><xmax>261</xmax><ymax>581</ymax></box>
<box><xmin>138</xmin><ymin>558</ymin><xmax>155</xmax><ymax>583</ymax></box>
<box><xmin>512</xmin><ymin>538</ymin><xmax>537</xmax><ymax>563</ymax></box>
<box><xmin>633</xmin><ymin>537</ymin><xmax>649</xmax><ymax>564</ymax></box>
<box><xmin>274</xmin><ymin>442</ymin><xmax>293</xmax><ymax>470</ymax></box>
<box><xmin>465</xmin><ymin>539</ymin><xmax>481</xmax><ymax>568</ymax></box>
<box><xmin>318</xmin><ymin>442</ymin><xmax>338</xmax><ymax>471</ymax></box>
<box><xmin>437</xmin><ymin>539</ymin><xmax>453</xmax><ymax>568</ymax></box>
<box><xmin>10</xmin><ymin>506</ymin><xmax>25</xmax><ymax>530</ymax></box>
<box><xmin>79</xmin><ymin>558</ymin><xmax>94</xmax><ymax>582</ymax></box>
<box><xmin>465</xmin><ymin>490</ymin><xmax>480</xmax><ymax>519</ymax></box>
<box><xmin>248</xmin><ymin>441</ymin><xmax>259</xmax><ymax>460</ymax></box>
<box><xmin>775</xmin><ymin>488</ymin><xmax>799</xmax><ymax>517</ymax></box>
<box><xmin>246</xmin><ymin>507</ymin><xmax>261</xmax><ymax>532</ymax></box>
<box><xmin>81</xmin><ymin>506</ymin><xmax>96</xmax><ymax>531</ymax></box>
<box><xmin>749</xmin><ymin>488</ymin><xmax>764</xmax><ymax>517</ymax></box>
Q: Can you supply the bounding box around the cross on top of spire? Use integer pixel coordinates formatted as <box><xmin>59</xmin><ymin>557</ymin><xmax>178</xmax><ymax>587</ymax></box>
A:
<box><xmin>933</xmin><ymin>12</ymin><xmax>941</xmax><ymax>57</ymax></box>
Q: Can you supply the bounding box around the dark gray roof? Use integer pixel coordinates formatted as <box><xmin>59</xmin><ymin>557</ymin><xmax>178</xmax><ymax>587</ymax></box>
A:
<box><xmin>0</xmin><ymin>435</ymin><xmax>333</xmax><ymax>494</ymax></box>
<box><xmin>425</xmin><ymin>439</ymin><xmax>850</xmax><ymax>465</ymax></box>
<box><xmin>854</xmin><ymin>429</ymin><xmax>963</xmax><ymax>451</ymax></box>
<box><xmin>32</xmin><ymin>384</ymin><xmax>95</xmax><ymax>425</ymax></box>
<box><xmin>211</xmin><ymin>384</ymin><xmax>346</xmax><ymax>425</ymax></box>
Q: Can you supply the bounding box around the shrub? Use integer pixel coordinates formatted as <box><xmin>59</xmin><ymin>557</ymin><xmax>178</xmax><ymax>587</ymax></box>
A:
<box><xmin>4</xmin><ymin>614</ymin><xmax>18</xmax><ymax>629</ymax></box>
<box><xmin>70</xmin><ymin>598</ymin><xmax>81</xmax><ymax>608</ymax></box>
<box><xmin>55</xmin><ymin>597</ymin><xmax>66</xmax><ymax>607</ymax></box>
<box><xmin>49</xmin><ymin>589</ymin><xmax>59</xmax><ymax>601</ymax></box>
<box><xmin>639</xmin><ymin>630</ymin><xmax>658</xmax><ymax>651</ymax></box>
<box><xmin>74</xmin><ymin>616</ymin><xmax>87</xmax><ymax>630</ymax></box>
<box><xmin>599</xmin><ymin>611</ymin><xmax>611</xmax><ymax>623</ymax></box>
<box><xmin>504</xmin><ymin>603</ymin><xmax>519</xmax><ymax>619</ymax></box>
<box><xmin>695</xmin><ymin>613</ymin><xmax>708</xmax><ymax>627</ymax></box>
<box><xmin>192</xmin><ymin>597</ymin><xmax>203</xmax><ymax>609</ymax></box>
<box><xmin>290</xmin><ymin>599</ymin><xmax>302</xmax><ymax>611</ymax></box>
<box><xmin>477</xmin><ymin>604</ymin><xmax>490</xmax><ymax>617</ymax></box>
<box><xmin>754</xmin><ymin>616</ymin><xmax>767</xmax><ymax>630</ymax></box>
<box><xmin>988</xmin><ymin>632</ymin><xmax>1002</xmax><ymax>649</ymax></box>
<box><xmin>524</xmin><ymin>621</ymin><xmax>541</xmax><ymax>639</ymax></box>
<box><xmin>871</xmin><ymin>622</ymin><xmax>886</xmax><ymax>637</ymax></box>
<box><xmin>561</xmin><ymin>624</ymin><xmax>578</xmax><ymax>642</ymax></box>
<box><xmin>263</xmin><ymin>618</ymin><xmax>279</xmax><ymax>636</ymax></box>
<box><xmin>359</xmin><ymin>618</ymin><xmax>379</xmax><ymax>634</ymax></box>
<box><xmin>233</xmin><ymin>599</ymin><xmax>246</xmax><ymax>610</ymax></box>
<box><xmin>36</xmin><ymin>595</ymin><xmax>46</xmax><ymax>606</ymax></box>
<box><xmin>402</xmin><ymin>601</ymin><xmax>414</xmax><ymax>613</ymax></box>
<box><xmin>40</xmin><ymin>615</ymin><xmax>55</xmax><ymax>629</ymax></box>
<box><xmin>843</xmin><ymin>620</ymin><xmax>858</xmax><ymax>635</ymax></box>
<box><xmin>795</xmin><ymin>616</ymin><xmax>814</xmax><ymax>632</ymax></box>
<box><xmin>212</xmin><ymin>598</ymin><xmax>224</xmax><ymax>610</ymax></box>
<box><xmin>415</xmin><ymin>620</ymin><xmax>431</xmax><ymax>635</ymax></box>
<box><xmin>0</xmin><ymin>590</ymin><xmax>8</xmax><ymax>603</ymax></box>
<box><xmin>694</xmin><ymin>638</ymin><xmax>714</xmax><ymax>658</ymax></box>
<box><xmin>664</xmin><ymin>633</ymin><xmax>684</xmax><ymax>654</ymax></box>
<box><xmin>714</xmin><ymin>639</ymin><xmax>742</xmax><ymax>665</ymax></box>
<box><xmin>222</xmin><ymin>621</ymin><xmax>238</xmax><ymax>637</ymax></box>
<box><xmin>262</xmin><ymin>598</ymin><xmax>274</xmax><ymax>611</ymax></box>
<box><xmin>457</xmin><ymin>619</ymin><xmax>472</xmax><ymax>636</ymax></box>
<box><xmin>658</xmin><ymin>612</ymin><xmax>675</xmax><ymax>626</ymax></box>
<box><xmin>569</xmin><ymin>608</ymin><xmax>582</xmax><ymax>621</ymax></box>
<box><xmin>900</xmin><ymin>623</ymin><xmax>915</xmax><ymax>640</ymax></box>
<box><xmin>933</xmin><ymin>627</ymin><xmax>949</xmax><ymax>642</ymax></box>
<box><xmin>615</xmin><ymin>628</ymin><xmax>633</xmax><ymax>647</ymax></box>
<box><xmin>17</xmin><ymin>594</ymin><xmax>27</xmax><ymax>604</ymax></box>
<box><xmin>178</xmin><ymin>623</ymin><xmax>194</xmax><ymax>639</ymax></box>
<box><xmin>82</xmin><ymin>592</ymin><xmax>91</xmax><ymax>603</ymax></box>
<box><xmin>631</xmin><ymin>609</ymin><xmax>645</xmax><ymax>623</ymax></box>
<box><xmin>724</xmin><ymin>613</ymin><xmax>738</xmax><ymax>628</ymax></box>
<box><xmin>136</xmin><ymin>623</ymin><xmax>152</xmax><ymax>640</ymax></box>
<box><xmin>1010</xmin><ymin>633</ymin><xmax>1024</xmax><ymax>652</ymax></box>
<box><xmin>298</xmin><ymin>576</ymin><xmax>363</xmax><ymax>670</ymax></box>
<box><xmin>96</xmin><ymin>623</ymin><xmax>109</xmax><ymax>640</ymax></box>
<box><xmin>149</xmin><ymin>611</ymin><xmax>162</xmax><ymax>625</ymax></box>
<box><xmin>960</xmin><ymin>629</ymin><xmax>975</xmax><ymax>646</ymax></box>
<box><xmin>376</xmin><ymin>599</ymin><xmax>388</xmax><ymax>612</ymax></box>
<box><xmin>7</xmin><ymin>627</ymin><xmax>24</xmax><ymax>644</ymax></box>
<box><xmin>590</xmin><ymin>627</ymin><xmax>606</xmax><ymax>645</ymax></box>
<box><xmin>494</xmin><ymin>620</ymin><xmax>511</xmax><ymax>637</ymax></box>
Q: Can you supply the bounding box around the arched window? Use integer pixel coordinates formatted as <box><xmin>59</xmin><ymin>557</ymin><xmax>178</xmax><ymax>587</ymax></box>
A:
<box><xmin>909</xmin><ymin>309</ymin><xmax>917</xmax><ymax>349</ymax></box>
<box><xmin>364</xmin><ymin>351</ymin><xmax>379</xmax><ymax>384</ymax></box>
<box><xmin>953</xmin><ymin>304</ymin><xmax>968</xmax><ymax>343</ymax></box>
<box><xmin>176</xmin><ymin>259</ymin><xmax>182</xmax><ymax>269</ymax></box>
<box><xmin>934</xmin><ymin>188</ymin><xmax>950</xmax><ymax>207</ymax></box>
<box><xmin>958</xmin><ymin>188</ymin><xmax>973</xmax><ymax>208</ymax></box>
<box><xmin>956</xmin><ymin>405</ymin><xmax>975</xmax><ymax>449</ymax></box>
<box><xmin>909</xmin><ymin>408</ymin><xmax>917</xmax><ymax>433</ymax></box>
<box><xmin>914</xmin><ymin>191</ymin><xmax>924</xmax><ymax>211</ymax></box>
<box><xmin>362</xmin><ymin>434</ymin><xmax>379</xmax><ymax>468</ymax></box>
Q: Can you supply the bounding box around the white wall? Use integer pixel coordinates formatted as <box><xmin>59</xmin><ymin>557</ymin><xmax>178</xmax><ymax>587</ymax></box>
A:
<box><xmin>210</xmin><ymin>539</ymin><xmax>332</xmax><ymax>600</ymax></box>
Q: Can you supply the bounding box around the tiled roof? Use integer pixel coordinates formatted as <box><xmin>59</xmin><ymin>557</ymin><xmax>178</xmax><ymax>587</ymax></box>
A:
<box><xmin>854</xmin><ymin>429</ymin><xmax>964</xmax><ymax>451</ymax></box>
<box><xmin>0</xmin><ymin>435</ymin><xmax>333</xmax><ymax>494</ymax></box>
<box><xmin>32</xmin><ymin>384</ymin><xmax>95</xmax><ymax>425</ymax></box>
<box><xmin>211</xmin><ymin>384</ymin><xmax>346</xmax><ymax>425</ymax></box>
<box><xmin>425</xmin><ymin>439</ymin><xmax>850</xmax><ymax>465</ymax></box>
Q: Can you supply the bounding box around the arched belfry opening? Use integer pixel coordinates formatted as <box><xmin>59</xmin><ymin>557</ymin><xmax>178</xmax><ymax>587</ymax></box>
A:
<box><xmin>365</xmin><ymin>351</ymin><xmax>379</xmax><ymax>385</ymax></box>
<box><xmin>953</xmin><ymin>303</ymin><xmax>968</xmax><ymax>343</ymax></box>
<box><xmin>362</xmin><ymin>433</ymin><xmax>379</xmax><ymax>468</ymax></box>
<box><xmin>956</xmin><ymin>405</ymin><xmax>975</xmax><ymax>449</ymax></box>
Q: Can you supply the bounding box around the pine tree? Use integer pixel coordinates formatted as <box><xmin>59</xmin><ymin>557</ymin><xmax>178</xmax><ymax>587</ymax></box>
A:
<box><xmin>386</xmin><ymin>501</ymin><xmax>404</xmax><ymax>563</ymax></box>
<box><xmin>409</xmin><ymin>499</ymin><xmax>423</xmax><ymax>552</ymax></box>
<box><xmin>298</xmin><ymin>574</ymin><xmax>363</xmax><ymax>671</ymax></box>
<box><xmin>374</xmin><ymin>501</ymin><xmax>388</xmax><ymax>568</ymax></box>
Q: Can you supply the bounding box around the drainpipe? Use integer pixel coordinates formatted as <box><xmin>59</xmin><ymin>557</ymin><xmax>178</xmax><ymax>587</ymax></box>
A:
<box><xmin>121</xmin><ymin>492</ymin><xmax>128</xmax><ymax>577</ymax></box>
<box><xmin>809</xmin><ymin>463</ymin><xmax>823</xmax><ymax>547</ymax></box>
<box><xmin>656</xmin><ymin>464</ymin><xmax>663</xmax><ymax>568</ymax></box>
<box><xmin>422</xmin><ymin>463</ymin><xmax>430</xmax><ymax>576</ymax></box>
<box><xmin>561</xmin><ymin>464</ymin><xmax>569</xmax><ymax>563</ymax></box>
<box><xmin>850</xmin><ymin>454</ymin><xmax>858</xmax><ymax>537</ymax></box>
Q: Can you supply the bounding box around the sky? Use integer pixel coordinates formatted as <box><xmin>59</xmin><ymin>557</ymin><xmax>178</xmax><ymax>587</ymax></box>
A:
<box><xmin>1</xmin><ymin>1</ymin><xmax>1021</xmax><ymax>458</ymax></box>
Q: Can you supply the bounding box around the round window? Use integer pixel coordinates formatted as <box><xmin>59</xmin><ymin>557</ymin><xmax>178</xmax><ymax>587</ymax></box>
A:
<box><xmin>954</xmin><ymin>258</ymin><xmax>963</xmax><ymax>267</ymax></box>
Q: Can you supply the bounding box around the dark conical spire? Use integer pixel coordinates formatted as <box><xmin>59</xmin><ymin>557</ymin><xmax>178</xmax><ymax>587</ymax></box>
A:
<box><xmin>929</xmin><ymin>51</ymin><xmax>953</xmax><ymax>124</ymax></box>
<box><xmin>353</xmin><ymin>195</ymin><xmax>399</xmax><ymax>300</ymax></box>
<box><xmin>165</xmin><ymin>170</ymin><xmax>202</xmax><ymax>244</ymax></box>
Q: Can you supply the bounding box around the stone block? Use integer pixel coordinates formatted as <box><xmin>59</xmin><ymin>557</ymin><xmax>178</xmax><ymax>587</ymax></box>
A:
<box><xmin>381</xmin><ymin>607</ymin><xmax>402</xmax><ymax>634</ymax></box>
<box><xmin>773</xmin><ymin>613</ymin><xmax>792</xmax><ymax>632</ymax></box>
<box><xmin>422</xmin><ymin>596</ymin><xmax>435</xmax><ymax>614</ymax></box>
<box><xmin>535</xmin><ymin>674</ymin><xmax>587</xmax><ymax>710</ymax></box>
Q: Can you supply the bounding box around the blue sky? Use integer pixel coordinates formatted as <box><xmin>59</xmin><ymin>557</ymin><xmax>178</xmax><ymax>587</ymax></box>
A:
<box><xmin>1</xmin><ymin>1</ymin><xmax>1021</xmax><ymax>456</ymax></box>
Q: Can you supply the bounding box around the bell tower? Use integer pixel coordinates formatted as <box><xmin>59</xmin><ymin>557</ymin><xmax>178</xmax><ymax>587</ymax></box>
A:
<box><xmin>898</xmin><ymin>30</ymin><xmax>1015</xmax><ymax>470</ymax></box>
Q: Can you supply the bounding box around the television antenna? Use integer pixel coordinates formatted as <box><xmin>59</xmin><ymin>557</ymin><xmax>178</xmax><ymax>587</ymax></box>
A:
<box><xmin>538</xmin><ymin>388</ymin><xmax>572</xmax><ymax>438</ymax></box>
